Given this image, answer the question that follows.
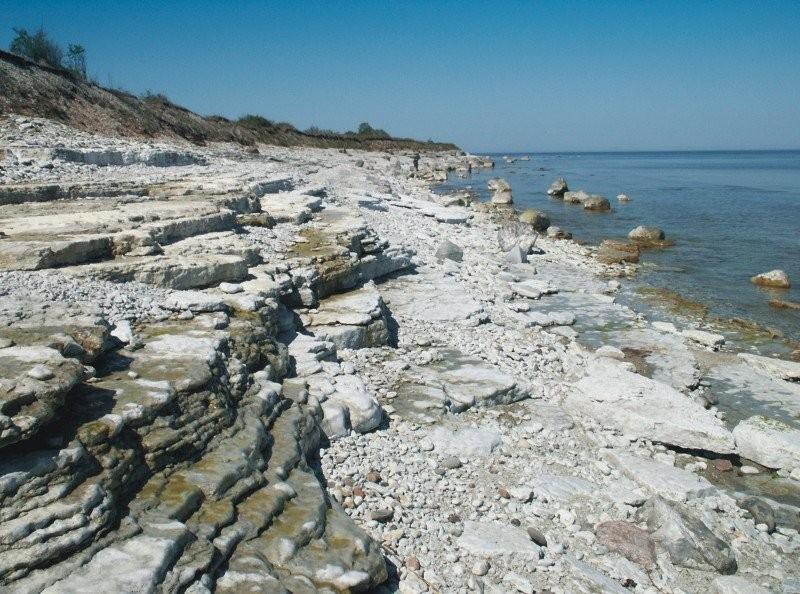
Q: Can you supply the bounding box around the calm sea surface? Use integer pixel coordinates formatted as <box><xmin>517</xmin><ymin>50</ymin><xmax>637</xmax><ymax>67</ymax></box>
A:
<box><xmin>437</xmin><ymin>151</ymin><xmax>800</xmax><ymax>343</ymax></box>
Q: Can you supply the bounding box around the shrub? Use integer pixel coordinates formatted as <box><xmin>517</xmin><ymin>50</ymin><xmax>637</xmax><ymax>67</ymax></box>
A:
<box><xmin>274</xmin><ymin>121</ymin><xmax>297</xmax><ymax>132</ymax></box>
<box><xmin>237</xmin><ymin>114</ymin><xmax>274</xmax><ymax>129</ymax></box>
<box><xmin>141</xmin><ymin>90</ymin><xmax>171</xmax><ymax>105</ymax></box>
<box><xmin>9</xmin><ymin>27</ymin><xmax>64</xmax><ymax>68</ymax></box>
<box><xmin>304</xmin><ymin>125</ymin><xmax>338</xmax><ymax>136</ymax></box>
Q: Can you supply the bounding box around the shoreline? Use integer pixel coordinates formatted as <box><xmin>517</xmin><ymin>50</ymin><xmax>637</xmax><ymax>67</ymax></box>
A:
<box><xmin>433</xmin><ymin>152</ymin><xmax>800</xmax><ymax>348</ymax></box>
<box><xmin>0</xmin><ymin>116</ymin><xmax>798</xmax><ymax>592</ymax></box>
<box><xmin>436</xmin><ymin>178</ymin><xmax>800</xmax><ymax>360</ymax></box>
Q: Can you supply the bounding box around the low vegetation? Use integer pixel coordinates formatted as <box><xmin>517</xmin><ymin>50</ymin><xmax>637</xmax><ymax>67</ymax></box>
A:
<box><xmin>304</xmin><ymin>125</ymin><xmax>339</xmax><ymax>137</ymax></box>
<box><xmin>304</xmin><ymin>122</ymin><xmax>392</xmax><ymax>139</ymax></box>
<box><xmin>140</xmin><ymin>91</ymin><xmax>172</xmax><ymax>105</ymax></box>
<box><xmin>350</xmin><ymin>121</ymin><xmax>391</xmax><ymax>138</ymax></box>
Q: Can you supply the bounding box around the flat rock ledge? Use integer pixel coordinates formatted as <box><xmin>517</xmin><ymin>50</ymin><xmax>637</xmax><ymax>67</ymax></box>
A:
<box><xmin>567</xmin><ymin>359</ymin><xmax>736</xmax><ymax>454</ymax></box>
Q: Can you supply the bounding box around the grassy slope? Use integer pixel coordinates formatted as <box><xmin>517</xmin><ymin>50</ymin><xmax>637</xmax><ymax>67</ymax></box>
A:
<box><xmin>0</xmin><ymin>50</ymin><xmax>459</xmax><ymax>152</ymax></box>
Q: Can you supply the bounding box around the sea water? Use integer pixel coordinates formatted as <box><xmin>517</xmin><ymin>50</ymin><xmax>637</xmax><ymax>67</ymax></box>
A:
<box><xmin>437</xmin><ymin>151</ymin><xmax>800</xmax><ymax>343</ymax></box>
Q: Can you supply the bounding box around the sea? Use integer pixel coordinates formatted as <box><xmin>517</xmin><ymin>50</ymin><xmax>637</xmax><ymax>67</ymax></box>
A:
<box><xmin>436</xmin><ymin>150</ymin><xmax>800</xmax><ymax>349</ymax></box>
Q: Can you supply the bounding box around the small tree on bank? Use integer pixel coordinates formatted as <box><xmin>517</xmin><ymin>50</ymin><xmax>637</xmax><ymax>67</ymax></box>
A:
<box><xmin>66</xmin><ymin>44</ymin><xmax>86</xmax><ymax>78</ymax></box>
<box><xmin>8</xmin><ymin>27</ymin><xmax>87</xmax><ymax>79</ymax></box>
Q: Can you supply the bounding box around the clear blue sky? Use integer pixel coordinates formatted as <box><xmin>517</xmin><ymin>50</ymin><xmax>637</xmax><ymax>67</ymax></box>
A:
<box><xmin>2</xmin><ymin>1</ymin><xmax>799</xmax><ymax>152</ymax></box>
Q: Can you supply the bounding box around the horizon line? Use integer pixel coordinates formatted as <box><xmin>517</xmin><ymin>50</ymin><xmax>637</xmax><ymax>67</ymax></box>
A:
<box><xmin>470</xmin><ymin>147</ymin><xmax>800</xmax><ymax>155</ymax></box>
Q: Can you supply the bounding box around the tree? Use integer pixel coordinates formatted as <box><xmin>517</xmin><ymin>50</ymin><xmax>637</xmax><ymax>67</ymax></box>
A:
<box><xmin>357</xmin><ymin>122</ymin><xmax>375</xmax><ymax>135</ymax></box>
<box><xmin>9</xmin><ymin>27</ymin><xmax>63</xmax><ymax>68</ymax></box>
<box><xmin>66</xmin><ymin>44</ymin><xmax>86</xmax><ymax>78</ymax></box>
<box><xmin>355</xmin><ymin>122</ymin><xmax>390</xmax><ymax>138</ymax></box>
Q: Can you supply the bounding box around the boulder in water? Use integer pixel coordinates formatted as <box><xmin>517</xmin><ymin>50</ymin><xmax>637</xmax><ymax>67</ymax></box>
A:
<box><xmin>751</xmin><ymin>269</ymin><xmax>790</xmax><ymax>289</ymax></box>
<box><xmin>628</xmin><ymin>226</ymin><xmax>665</xmax><ymax>242</ymax></box>
<box><xmin>488</xmin><ymin>177</ymin><xmax>511</xmax><ymax>192</ymax></box>
<box><xmin>582</xmin><ymin>196</ymin><xmax>611</xmax><ymax>211</ymax></box>
<box><xmin>547</xmin><ymin>177</ymin><xmax>568</xmax><ymax>197</ymax></box>
<box><xmin>518</xmin><ymin>208</ymin><xmax>550</xmax><ymax>232</ymax></box>
<box><xmin>617</xmin><ymin>193</ymin><xmax>632</xmax><ymax>202</ymax></box>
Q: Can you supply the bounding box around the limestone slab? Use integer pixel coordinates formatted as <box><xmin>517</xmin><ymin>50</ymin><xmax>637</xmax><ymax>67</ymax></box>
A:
<box><xmin>567</xmin><ymin>359</ymin><xmax>735</xmax><ymax>454</ymax></box>
<box><xmin>603</xmin><ymin>450</ymin><xmax>716</xmax><ymax>502</ymax></box>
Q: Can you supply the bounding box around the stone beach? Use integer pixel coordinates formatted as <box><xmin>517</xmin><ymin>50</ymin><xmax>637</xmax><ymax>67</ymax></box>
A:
<box><xmin>1</xmin><ymin>114</ymin><xmax>799</xmax><ymax>593</ymax></box>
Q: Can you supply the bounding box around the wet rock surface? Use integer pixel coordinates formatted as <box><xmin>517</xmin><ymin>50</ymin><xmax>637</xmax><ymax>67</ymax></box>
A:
<box><xmin>1</xmin><ymin>114</ymin><xmax>798</xmax><ymax>593</ymax></box>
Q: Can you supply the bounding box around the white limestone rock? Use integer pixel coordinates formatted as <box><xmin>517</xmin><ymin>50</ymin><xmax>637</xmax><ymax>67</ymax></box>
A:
<box><xmin>733</xmin><ymin>416</ymin><xmax>800</xmax><ymax>470</ymax></box>
<box><xmin>712</xmin><ymin>575</ymin><xmax>772</xmax><ymax>594</ymax></box>
<box><xmin>682</xmin><ymin>328</ymin><xmax>725</xmax><ymax>349</ymax></box>
<box><xmin>751</xmin><ymin>269</ymin><xmax>790</xmax><ymax>289</ymax></box>
<box><xmin>458</xmin><ymin>521</ymin><xmax>541</xmax><ymax>559</ymax></box>
<box><xmin>427</xmin><ymin>426</ymin><xmax>503</xmax><ymax>457</ymax></box>
<box><xmin>379</xmin><ymin>270</ymin><xmax>483</xmax><ymax>323</ymax></box>
<box><xmin>595</xmin><ymin>345</ymin><xmax>626</xmax><ymax>360</ymax></box>
<box><xmin>164</xmin><ymin>290</ymin><xmax>227</xmax><ymax>313</ymax></box>
<box><xmin>530</xmin><ymin>473</ymin><xmax>597</xmax><ymax>501</ymax></box>
<box><xmin>567</xmin><ymin>359</ymin><xmax>735</xmax><ymax>454</ymax></box>
<box><xmin>603</xmin><ymin>450</ymin><xmax>716</xmax><ymax>502</ymax></box>
<box><xmin>739</xmin><ymin>352</ymin><xmax>800</xmax><ymax>382</ymax></box>
<box><xmin>326</xmin><ymin>374</ymin><xmax>384</xmax><ymax>437</ymax></box>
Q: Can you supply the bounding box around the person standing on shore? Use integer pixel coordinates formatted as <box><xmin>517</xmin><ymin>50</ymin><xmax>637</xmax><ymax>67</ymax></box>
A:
<box><xmin>412</xmin><ymin>153</ymin><xmax>420</xmax><ymax>171</ymax></box>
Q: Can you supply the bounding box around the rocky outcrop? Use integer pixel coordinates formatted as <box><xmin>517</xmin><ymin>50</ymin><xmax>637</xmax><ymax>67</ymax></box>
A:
<box><xmin>0</xmin><ymin>299</ymin><xmax>387</xmax><ymax>592</ymax></box>
<box><xmin>302</xmin><ymin>282</ymin><xmax>390</xmax><ymax>350</ymax></box>
<box><xmin>712</xmin><ymin>576</ymin><xmax>772</xmax><ymax>594</ymax></box>
<box><xmin>603</xmin><ymin>450</ymin><xmax>717</xmax><ymax>501</ymax></box>
<box><xmin>642</xmin><ymin>496</ymin><xmax>737</xmax><ymax>574</ymax></box>
<box><xmin>391</xmin><ymin>349</ymin><xmax>529</xmax><ymax>420</ymax></box>
<box><xmin>739</xmin><ymin>352</ymin><xmax>800</xmax><ymax>381</ymax></box>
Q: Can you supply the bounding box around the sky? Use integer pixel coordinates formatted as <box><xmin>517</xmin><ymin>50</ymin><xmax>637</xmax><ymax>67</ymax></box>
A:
<box><xmin>1</xmin><ymin>1</ymin><xmax>799</xmax><ymax>152</ymax></box>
